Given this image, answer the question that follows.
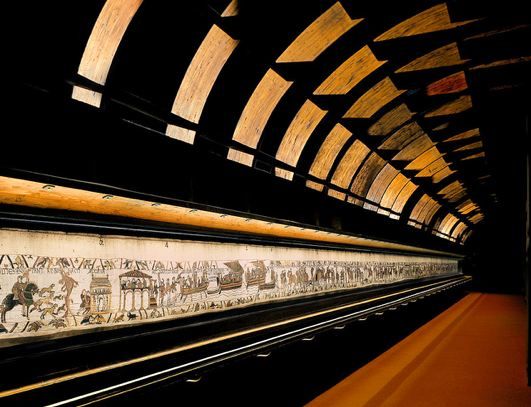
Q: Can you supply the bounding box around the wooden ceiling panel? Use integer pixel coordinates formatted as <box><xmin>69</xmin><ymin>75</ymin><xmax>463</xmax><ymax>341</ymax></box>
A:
<box><xmin>464</xmin><ymin>24</ymin><xmax>529</xmax><ymax>41</ymax></box>
<box><xmin>410</xmin><ymin>194</ymin><xmax>432</xmax><ymax>223</ymax></box>
<box><xmin>396</xmin><ymin>42</ymin><xmax>466</xmax><ymax>73</ymax></box>
<box><xmin>275</xmin><ymin>168</ymin><xmax>295</xmax><ymax>181</ymax></box>
<box><xmin>470</xmin><ymin>56</ymin><xmax>531</xmax><ymax>70</ymax></box>
<box><xmin>328</xmin><ymin>189</ymin><xmax>346</xmax><ymax>201</ymax></box>
<box><xmin>165</xmin><ymin>125</ymin><xmax>196</xmax><ymax>145</ymax></box>
<box><xmin>419</xmin><ymin>199</ymin><xmax>442</xmax><ymax>226</ymax></box>
<box><xmin>425</xmin><ymin>95</ymin><xmax>472</xmax><ymax>117</ymax></box>
<box><xmin>405</xmin><ymin>146</ymin><xmax>443</xmax><ymax>171</ymax></box>
<box><xmin>433</xmin><ymin>122</ymin><xmax>450</xmax><ymax>131</ymax></box>
<box><xmin>227</xmin><ymin>148</ymin><xmax>254</xmax><ymax>167</ymax></box>
<box><xmin>391</xmin><ymin>181</ymin><xmax>418</xmax><ymax>216</ymax></box>
<box><xmin>275</xmin><ymin>100</ymin><xmax>327</xmax><ymax>178</ymax></box>
<box><xmin>379</xmin><ymin>121</ymin><xmax>425</xmax><ymax>151</ymax></box>
<box><xmin>277</xmin><ymin>2</ymin><xmax>362</xmax><ymax>63</ymax></box>
<box><xmin>306</xmin><ymin>180</ymin><xmax>325</xmax><ymax>192</ymax></box>
<box><xmin>427</xmin><ymin>71</ymin><xmax>468</xmax><ymax>95</ymax></box>
<box><xmin>343</xmin><ymin>77</ymin><xmax>405</xmax><ymax>119</ymax></box>
<box><xmin>77</xmin><ymin>0</ymin><xmax>143</xmax><ymax>86</ymax></box>
<box><xmin>169</xmin><ymin>25</ymin><xmax>238</xmax><ymax>124</ymax></box>
<box><xmin>330</xmin><ymin>139</ymin><xmax>371</xmax><ymax>189</ymax></box>
<box><xmin>350</xmin><ymin>153</ymin><xmax>387</xmax><ymax>204</ymax></box>
<box><xmin>460</xmin><ymin>229</ymin><xmax>473</xmax><ymax>242</ymax></box>
<box><xmin>457</xmin><ymin>200</ymin><xmax>478</xmax><ymax>215</ymax></box>
<box><xmin>454</xmin><ymin>141</ymin><xmax>483</xmax><ymax>152</ymax></box>
<box><xmin>364</xmin><ymin>164</ymin><xmax>400</xmax><ymax>211</ymax></box>
<box><xmin>438</xmin><ymin>180</ymin><xmax>466</xmax><ymax>202</ymax></box>
<box><xmin>415</xmin><ymin>157</ymin><xmax>448</xmax><ymax>178</ymax></box>
<box><xmin>221</xmin><ymin>0</ymin><xmax>239</xmax><ymax>17</ymax></box>
<box><xmin>368</xmin><ymin>104</ymin><xmax>413</xmax><ymax>136</ymax></box>
<box><xmin>461</xmin><ymin>152</ymin><xmax>486</xmax><ymax>161</ymax></box>
<box><xmin>308</xmin><ymin>123</ymin><xmax>352</xmax><ymax>180</ymax></box>
<box><xmin>314</xmin><ymin>45</ymin><xmax>385</xmax><ymax>95</ymax></box>
<box><xmin>392</xmin><ymin>134</ymin><xmax>434</xmax><ymax>161</ymax></box>
<box><xmin>231</xmin><ymin>69</ymin><xmax>293</xmax><ymax>149</ymax></box>
<box><xmin>379</xmin><ymin>172</ymin><xmax>409</xmax><ymax>211</ymax></box>
<box><xmin>469</xmin><ymin>213</ymin><xmax>485</xmax><ymax>224</ymax></box>
<box><xmin>375</xmin><ymin>3</ymin><xmax>475</xmax><ymax>42</ymax></box>
<box><xmin>443</xmin><ymin>128</ymin><xmax>479</xmax><ymax>142</ymax></box>
<box><xmin>432</xmin><ymin>166</ymin><xmax>455</xmax><ymax>183</ymax></box>
<box><xmin>72</xmin><ymin>86</ymin><xmax>102</xmax><ymax>108</ymax></box>
<box><xmin>438</xmin><ymin>213</ymin><xmax>459</xmax><ymax>236</ymax></box>
<box><xmin>451</xmin><ymin>221</ymin><xmax>468</xmax><ymax>239</ymax></box>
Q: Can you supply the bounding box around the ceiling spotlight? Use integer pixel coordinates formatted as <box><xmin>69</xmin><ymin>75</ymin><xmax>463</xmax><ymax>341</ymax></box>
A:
<box><xmin>42</xmin><ymin>184</ymin><xmax>55</xmax><ymax>190</ymax></box>
<box><xmin>102</xmin><ymin>194</ymin><xmax>113</xmax><ymax>200</ymax></box>
<box><xmin>189</xmin><ymin>209</ymin><xmax>198</xmax><ymax>213</ymax></box>
<box><xmin>151</xmin><ymin>203</ymin><xmax>161</xmax><ymax>207</ymax></box>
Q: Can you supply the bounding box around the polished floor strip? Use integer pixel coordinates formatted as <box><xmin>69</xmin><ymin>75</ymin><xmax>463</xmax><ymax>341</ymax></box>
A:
<box><xmin>308</xmin><ymin>291</ymin><xmax>531</xmax><ymax>406</ymax></box>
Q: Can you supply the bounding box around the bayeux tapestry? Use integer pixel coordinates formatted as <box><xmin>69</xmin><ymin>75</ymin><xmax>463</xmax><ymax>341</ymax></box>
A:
<box><xmin>0</xmin><ymin>229</ymin><xmax>459</xmax><ymax>346</ymax></box>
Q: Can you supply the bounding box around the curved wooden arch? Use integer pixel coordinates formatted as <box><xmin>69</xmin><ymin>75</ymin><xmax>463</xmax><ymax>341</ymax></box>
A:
<box><xmin>379</xmin><ymin>172</ymin><xmax>410</xmax><ymax>216</ymax></box>
<box><xmin>343</xmin><ymin>77</ymin><xmax>404</xmax><ymax>119</ymax></box>
<box><xmin>275</xmin><ymin>100</ymin><xmax>327</xmax><ymax>180</ymax></box>
<box><xmin>391</xmin><ymin>181</ymin><xmax>418</xmax><ymax>219</ymax></box>
<box><xmin>392</xmin><ymin>134</ymin><xmax>434</xmax><ymax>162</ymax></box>
<box><xmin>425</xmin><ymin>95</ymin><xmax>472</xmax><ymax>117</ymax></box>
<box><xmin>379</xmin><ymin>121</ymin><xmax>425</xmax><ymax>151</ymax></box>
<box><xmin>349</xmin><ymin>153</ymin><xmax>387</xmax><ymax>206</ymax></box>
<box><xmin>375</xmin><ymin>3</ymin><xmax>475</xmax><ymax>42</ymax></box>
<box><xmin>277</xmin><ymin>2</ymin><xmax>362</xmax><ymax>63</ymax></box>
<box><xmin>74</xmin><ymin>0</ymin><xmax>144</xmax><ymax>107</ymax></box>
<box><xmin>330</xmin><ymin>139</ymin><xmax>371</xmax><ymax>190</ymax></box>
<box><xmin>368</xmin><ymin>104</ymin><xmax>413</xmax><ymax>136</ymax></box>
<box><xmin>404</xmin><ymin>146</ymin><xmax>444</xmax><ymax>171</ymax></box>
<box><xmin>364</xmin><ymin>164</ymin><xmax>400</xmax><ymax>211</ymax></box>
<box><xmin>168</xmin><ymin>25</ymin><xmax>239</xmax><ymax>125</ymax></box>
<box><xmin>229</xmin><ymin>69</ymin><xmax>293</xmax><ymax>166</ymax></box>
<box><xmin>396</xmin><ymin>42</ymin><xmax>466</xmax><ymax>73</ymax></box>
<box><xmin>427</xmin><ymin>71</ymin><xmax>468</xmax><ymax>95</ymax></box>
<box><xmin>307</xmin><ymin>123</ymin><xmax>352</xmax><ymax>181</ymax></box>
<box><xmin>314</xmin><ymin>45</ymin><xmax>385</xmax><ymax>95</ymax></box>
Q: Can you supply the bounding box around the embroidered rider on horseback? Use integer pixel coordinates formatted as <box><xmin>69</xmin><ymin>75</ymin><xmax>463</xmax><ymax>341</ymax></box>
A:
<box><xmin>1</xmin><ymin>276</ymin><xmax>39</xmax><ymax>323</ymax></box>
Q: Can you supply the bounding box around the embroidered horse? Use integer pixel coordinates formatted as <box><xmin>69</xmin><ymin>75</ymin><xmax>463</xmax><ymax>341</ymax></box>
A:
<box><xmin>1</xmin><ymin>282</ymin><xmax>39</xmax><ymax>323</ymax></box>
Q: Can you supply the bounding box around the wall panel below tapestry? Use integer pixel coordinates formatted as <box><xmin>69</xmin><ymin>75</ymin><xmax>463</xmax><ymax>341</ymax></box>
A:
<box><xmin>0</xmin><ymin>229</ymin><xmax>459</xmax><ymax>346</ymax></box>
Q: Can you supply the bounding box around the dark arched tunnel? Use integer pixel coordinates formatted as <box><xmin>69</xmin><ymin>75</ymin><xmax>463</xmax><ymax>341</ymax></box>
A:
<box><xmin>2</xmin><ymin>0</ymin><xmax>529</xmax><ymax>405</ymax></box>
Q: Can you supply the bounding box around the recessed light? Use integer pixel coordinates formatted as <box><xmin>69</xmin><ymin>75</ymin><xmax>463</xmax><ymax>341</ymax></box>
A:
<box><xmin>42</xmin><ymin>184</ymin><xmax>55</xmax><ymax>190</ymax></box>
<box><xmin>102</xmin><ymin>195</ymin><xmax>113</xmax><ymax>200</ymax></box>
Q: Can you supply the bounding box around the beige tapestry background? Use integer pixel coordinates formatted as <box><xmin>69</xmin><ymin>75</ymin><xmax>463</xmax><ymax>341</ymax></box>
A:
<box><xmin>0</xmin><ymin>229</ymin><xmax>458</xmax><ymax>346</ymax></box>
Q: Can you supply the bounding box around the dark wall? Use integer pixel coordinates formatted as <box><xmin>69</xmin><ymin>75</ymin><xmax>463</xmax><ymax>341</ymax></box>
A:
<box><xmin>464</xmin><ymin>106</ymin><xmax>528</xmax><ymax>294</ymax></box>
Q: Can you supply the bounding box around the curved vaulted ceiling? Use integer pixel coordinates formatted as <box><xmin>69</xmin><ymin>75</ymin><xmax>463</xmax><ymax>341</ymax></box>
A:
<box><xmin>14</xmin><ymin>0</ymin><xmax>530</xmax><ymax>248</ymax></box>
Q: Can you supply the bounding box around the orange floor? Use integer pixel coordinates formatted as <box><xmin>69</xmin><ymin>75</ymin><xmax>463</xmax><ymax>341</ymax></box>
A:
<box><xmin>308</xmin><ymin>293</ymin><xmax>531</xmax><ymax>407</ymax></box>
